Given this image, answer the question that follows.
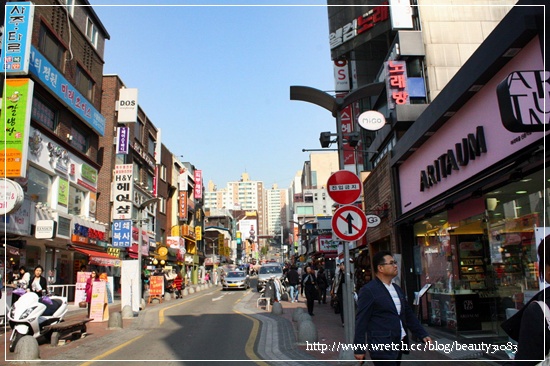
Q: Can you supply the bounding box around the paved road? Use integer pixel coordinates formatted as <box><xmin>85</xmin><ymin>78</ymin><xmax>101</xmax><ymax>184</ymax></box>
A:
<box><xmin>9</xmin><ymin>286</ymin><xmax>264</xmax><ymax>365</ymax></box>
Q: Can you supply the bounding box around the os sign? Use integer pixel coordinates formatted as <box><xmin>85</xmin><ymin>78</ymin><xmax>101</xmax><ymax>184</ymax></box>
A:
<box><xmin>358</xmin><ymin>110</ymin><xmax>385</xmax><ymax>131</ymax></box>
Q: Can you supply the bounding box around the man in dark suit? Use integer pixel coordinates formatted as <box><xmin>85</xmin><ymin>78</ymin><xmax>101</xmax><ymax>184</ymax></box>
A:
<box><xmin>354</xmin><ymin>251</ymin><xmax>432</xmax><ymax>365</ymax></box>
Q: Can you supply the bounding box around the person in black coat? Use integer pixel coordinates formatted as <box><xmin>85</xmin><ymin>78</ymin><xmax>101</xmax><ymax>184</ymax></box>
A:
<box><xmin>354</xmin><ymin>251</ymin><xmax>431</xmax><ymax>365</ymax></box>
<box><xmin>285</xmin><ymin>265</ymin><xmax>300</xmax><ymax>302</ymax></box>
<box><xmin>301</xmin><ymin>265</ymin><xmax>317</xmax><ymax>316</ymax></box>
<box><xmin>29</xmin><ymin>265</ymin><xmax>48</xmax><ymax>297</ymax></box>
<box><xmin>502</xmin><ymin>236</ymin><xmax>550</xmax><ymax>365</ymax></box>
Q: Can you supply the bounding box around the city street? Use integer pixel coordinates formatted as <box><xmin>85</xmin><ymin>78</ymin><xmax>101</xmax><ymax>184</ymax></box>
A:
<box><xmin>3</xmin><ymin>285</ymin><xmax>263</xmax><ymax>365</ymax></box>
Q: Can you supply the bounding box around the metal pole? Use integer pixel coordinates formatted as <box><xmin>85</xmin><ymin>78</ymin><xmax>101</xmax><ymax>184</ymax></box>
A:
<box><xmin>337</xmin><ymin>105</ymin><xmax>356</xmax><ymax>354</ymax></box>
<box><xmin>137</xmin><ymin>208</ymin><xmax>143</xmax><ymax>308</ymax></box>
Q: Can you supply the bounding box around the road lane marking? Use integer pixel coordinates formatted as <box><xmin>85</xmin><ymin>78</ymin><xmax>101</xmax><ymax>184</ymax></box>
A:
<box><xmin>78</xmin><ymin>334</ymin><xmax>145</xmax><ymax>366</ymax></box>
<box><xmin>79</xmin><ymin>290</ymin><xmax>215</xmax><ymax>364</ymax></box>
<box><xmin>233</xmin><ymin>296</ymin><xmax>268</xmax><ymax>366</ymax></box>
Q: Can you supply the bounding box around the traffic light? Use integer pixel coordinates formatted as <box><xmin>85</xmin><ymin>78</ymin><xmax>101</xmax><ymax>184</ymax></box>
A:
<box><xmin>347</xmin><ymin>131</ymin><xmax>360</xmax><ymax>147</ymax></box>
<box><xmin>319</xmin><ymin>131</ymin><xmax>332</xmax><ymax>148</ymax></box>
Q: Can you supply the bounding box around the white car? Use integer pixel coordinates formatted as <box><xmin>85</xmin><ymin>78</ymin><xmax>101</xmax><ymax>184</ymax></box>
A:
<box><xmin>256</xmin><ymin>264</ymin><xmax>283</xmax><ymax>292</ymax></box>
<box><xmin>222</xmin><ymin>270</ymin><xmax>250</xmax><ymax>290</ymax></box>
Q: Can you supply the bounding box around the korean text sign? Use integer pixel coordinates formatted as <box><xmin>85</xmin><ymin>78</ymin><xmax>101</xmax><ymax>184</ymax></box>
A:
<box><xmin>0</xmin><ymin>78</ymin><xmax>33</xmax><ymax>178</ymax></box>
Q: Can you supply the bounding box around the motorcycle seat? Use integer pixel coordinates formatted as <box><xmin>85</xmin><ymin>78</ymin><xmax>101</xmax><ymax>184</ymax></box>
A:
<box><xmin>42</xmin><ymin>298</ymin><xmax>62</xmax><ymax>316</ymax></box>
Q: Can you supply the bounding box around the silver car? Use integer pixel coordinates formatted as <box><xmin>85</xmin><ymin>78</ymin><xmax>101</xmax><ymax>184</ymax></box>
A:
<box><xmin>222</xmin><ymin>270</ymin><xmax>250</xmax><ymax>290</ymax></box>
<box><xmin>256</xmin><ymin>264</ymin><xmax>283</xmax><ymax>291</ymax></box>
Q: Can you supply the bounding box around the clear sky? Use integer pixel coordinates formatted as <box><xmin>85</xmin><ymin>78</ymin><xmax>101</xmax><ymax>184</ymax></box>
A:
<box><xmin>92</xmin><ymin>1</ymin><xmax>338</xmax><ymax>190</ymax></box>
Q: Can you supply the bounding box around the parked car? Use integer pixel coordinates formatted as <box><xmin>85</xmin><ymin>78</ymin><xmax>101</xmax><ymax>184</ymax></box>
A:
<box><xmin>257</xmin><ymin>263</ymin><xmax>283</xmax><ymax>292</ymax></box>
<box><xmin>222</xmin><ymin>270</ymin><xmax>250</xmax><ymax>290</ymax></box>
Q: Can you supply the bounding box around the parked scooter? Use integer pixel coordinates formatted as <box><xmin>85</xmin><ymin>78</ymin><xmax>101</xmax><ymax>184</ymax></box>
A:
<box><xmin>8</xmin><ymin>292</ymin><xmax>68</xmax><ymax>352</ymax></box>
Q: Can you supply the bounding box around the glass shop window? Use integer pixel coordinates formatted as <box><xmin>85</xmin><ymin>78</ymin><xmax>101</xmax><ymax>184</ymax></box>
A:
<box><xmin>27</xmin><ymin>166</ymin><xmax>52</xmax><ymax>203</ymax></box>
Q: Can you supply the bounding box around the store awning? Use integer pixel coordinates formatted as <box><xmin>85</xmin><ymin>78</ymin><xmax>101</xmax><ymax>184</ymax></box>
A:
<box><xmin>71</xmin><ymin>247</ymin><xmax>121</xmax><ymax>267</ymax></box>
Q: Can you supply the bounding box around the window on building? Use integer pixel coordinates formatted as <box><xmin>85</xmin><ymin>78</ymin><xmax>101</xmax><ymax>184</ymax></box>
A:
<box><xmin>70</xmin><ymin>125</ymin><xmax>89</xmax><ymax>154</ymax></box>
<box><xmin>38</xmin><ymin>25</ymin><xmax>64</xmax><ymax>69</ymax></box>
<box><xmin>68</xmin><ymin>185</ymin><xmax>86</xmax><ymax>216</ymax></box>
<box><xmin>146</xmin><ymin>173</ymin><xmax>154</xmax><ymax>192</ymax></box>
<box><xmin>27</xmin><ymin>166</ymin><xmax>52</xmax><ymax>203</ymax></box>
<box><xmin>148</xmin><ymin>135</ymin><xmax>155</xmax><ymax>157</ymax></box>
<box><xmin>86</xmin><ymin>17</ymin><xmax>98</xmax><ymax>48</ymax></box>
<box><xmin>63</xmin><ymin>0</ymin><xmax>75</xmax><ymax>16</ymax></box>
<box><xmin>75</xmin><ymin>65</ymin><xmax>94</xmax><ymax>100</ymax></box>
<box><xmin>159</xmin><ymin>164</ymin><xmax>166</xmax><ymax>181</ymax></box>
<box><xmin>158</xmin><ymin>197</ymin><xmax>166</xmax><ymax>214</ymax></box>
<box><xmin>135</xmin><ymin>117</ymin><xmax>144</xmax><ymax>142</ymax></box>
<box><xmin>133</xmin><ymin>163</ymin><xmax>141</xmax><ymax>184</ymax></box>
<box><xmin>31</xmin><ymin>96</ymin><xmax>57</xmax><ymax>131</ymax></box>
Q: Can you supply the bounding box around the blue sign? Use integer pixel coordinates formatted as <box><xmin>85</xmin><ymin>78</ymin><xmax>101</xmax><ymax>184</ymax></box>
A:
<box><xmin>1</xmin><ymin>2</ymin><xmax>34</xmax><ymax>75</ymax></box>
<box><xmin>28</xmin><ymin>46</ymin><xmax>106</xmax><ymax>136</ymax></box>
<box><xmin>112</xmin><ymin>220</ymin><xmax>132</xmax><ymax>247</ymax></box>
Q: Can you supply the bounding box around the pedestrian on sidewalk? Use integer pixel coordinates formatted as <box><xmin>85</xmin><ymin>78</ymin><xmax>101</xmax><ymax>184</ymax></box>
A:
<box><xmin>353</xmin><ymin>251</ymin><xmax>431</xmax><ymax>366</ymax></box>
<box><xmin>331</xmin><ymin>262</ymin><xmax>345</xmax><ymax>326</ymax></box>
<box><xmin>301</xmin><ymin>265</ymin><xmax>317</xmax><ymax>316</ymax></box>
<box><xmin>502</xmin><ymin>237</ymin><xmax>550</xmax><ymax>365</ymax></box>
<box><xmin>285</xmin><ymin>265</ymin><xmax>300</xmax><ymax>302</ymax></box>
<box><xmin>85</xmin><ymin>270</ymin><xmax>100</xmax><ymax>318</ymax></box>
<box><xmin>317</xmin><ymin>267</ymin><xmax>328</xmax><ymax>304</ymax></box>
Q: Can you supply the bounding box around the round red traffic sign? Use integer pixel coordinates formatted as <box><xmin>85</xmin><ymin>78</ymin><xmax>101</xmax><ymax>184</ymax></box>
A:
<box><xmin>326</xmin><ymin>170</ymin><xmax>362</xmax><ymax>204</ymax></box>
<box><xmin>331</xmin><ymin>205</ymin><xmax>367</xmax><ymax>241</ymax></box>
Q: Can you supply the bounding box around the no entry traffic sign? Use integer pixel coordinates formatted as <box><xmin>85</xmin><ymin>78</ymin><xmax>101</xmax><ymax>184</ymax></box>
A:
<box><xmin>326</xmin><ymin>170</ymin><xmax>362</xmax><ymax>205</ymax></box>
<box><xmin>331</xmin><ymin>205</ymin><xmax>367</xmax><ymax>241</ymax></box>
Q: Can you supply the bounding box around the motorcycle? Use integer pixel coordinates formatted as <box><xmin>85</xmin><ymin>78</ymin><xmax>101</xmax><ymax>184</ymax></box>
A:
<box><xmin>8</xmin><ymin>292</ymin><xmax>68</xmax><ymax>352</ymax></box>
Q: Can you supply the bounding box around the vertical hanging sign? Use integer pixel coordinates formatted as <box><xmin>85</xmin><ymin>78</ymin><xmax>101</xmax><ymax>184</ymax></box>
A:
<box><xmin>194</xmin><ymin>170</ymin><xmax>202</xmax><ymax>200</ymax></box>
<box><xmin>334</xmin><ymin>60</ymin><xmax>350</xmax><ymax>92</ymax></box>
<box><xmin>112</xmin><ymin>164</ymin><xmax>134</xmax><ymax>220</ymax></box>
<box><xmin>117</xmin><ymin>88</ymin><xmax>138</xmax><ymax>123</ymax></box>
<box><xmin>1</xmin><ymin>2</ymin><xmax>34</xmax><ymax>75</ymax></box>
<box><xmin>385</xmin><ymin>60</ymin><xmax>410</xmax><ymax>109</ymax></box>
<box><xmin>116</xmin><ymin>127</ymin><xmax>129</xmax><ymax>154</ymax></box>
<box><xmin>0</xmin><ymin>78</ymin><xmax>34</xmax><ymax>178</ymax></box>
<box><xmin>179</xmin><ymin>191</ymin><xmax>188</xmax><ymax>220</ymax></box>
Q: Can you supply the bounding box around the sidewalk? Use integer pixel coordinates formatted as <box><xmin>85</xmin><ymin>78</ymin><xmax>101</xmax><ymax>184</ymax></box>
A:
<box><xmin>251</xmin><ymin>291</ymin><xmax>511</xmax><ymax>365</ymax></box>
<box><xmin>2</xmin><ymin>287</ymin><xmax>514</xmax><ymax>364</ymax></box>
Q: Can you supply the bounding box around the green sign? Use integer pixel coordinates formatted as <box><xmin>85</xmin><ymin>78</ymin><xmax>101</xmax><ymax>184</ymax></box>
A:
<box><xmin>81</xmin><ymin>163</ymin><xmax>98</xmax><ymax>183</ymax></box>
<box><xmin>58</xmin><ymin>178</ymin><xmax>69</xmax><ymax>207</ymax></box>
<box><xmin>0</xmin><ymin>78</ymin><xmax>34</xmax><ymax>178</ymax></box>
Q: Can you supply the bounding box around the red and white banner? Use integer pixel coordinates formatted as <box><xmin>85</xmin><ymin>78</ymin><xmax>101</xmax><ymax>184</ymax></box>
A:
<box><xmin>194</xmin><ymin>170</ymin><xmax>202</xmax><ymax>199</ymax></box>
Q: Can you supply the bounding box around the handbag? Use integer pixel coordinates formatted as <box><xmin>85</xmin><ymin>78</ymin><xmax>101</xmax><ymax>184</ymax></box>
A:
<box><xmin>13</xmin><ymin>287</ymin><xmax>26</xmax><ymax>296</ymax></box>
<box><xmin>79</xmin><ymin>301</ymin><xmax>88</xmax><ymax>308</ymax></box>
<box><xmin>40</xmin><ymin>295</ymin><xmax>53</xmax><ymax>305</ymax></box>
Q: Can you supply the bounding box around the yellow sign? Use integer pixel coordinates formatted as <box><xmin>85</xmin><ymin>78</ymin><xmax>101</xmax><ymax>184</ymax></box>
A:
<box><xmin>195</xmin><ymin>226</ymin><xmax>202</xmax><ymax>240</ymax></box>
<box><xmin>158</xmin><ymin>247</ymin><xmax>168</xmax><ymax>257</ymax></box>
<box><xmin>218</xmin><ymin>234</ymin><xmax>224</xmax><ymax>246</ymax></box>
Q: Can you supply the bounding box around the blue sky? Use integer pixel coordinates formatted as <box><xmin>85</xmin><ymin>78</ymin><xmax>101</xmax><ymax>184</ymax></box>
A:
<box><xmin>92</xmin><ymin>2</ymin><xmax>338</xmax><ymax>190</ymax></box>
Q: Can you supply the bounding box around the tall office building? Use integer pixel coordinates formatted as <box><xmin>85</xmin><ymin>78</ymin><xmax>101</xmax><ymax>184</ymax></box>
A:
<box><xmin>265</xmin><ymin>184</ymin><xmax>289</xmax><ymax>237</ymax></box>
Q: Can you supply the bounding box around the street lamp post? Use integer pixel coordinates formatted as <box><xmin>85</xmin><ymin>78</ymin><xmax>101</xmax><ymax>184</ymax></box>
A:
<box><xmin>129</xmin><ymin>197</ymin><xmax>160</xmax><ymax>309</ymax></box>
<box><xmin>290</xmin><ymin>84</ymin><xmax>383</xmax><ymax>349</ymax></box>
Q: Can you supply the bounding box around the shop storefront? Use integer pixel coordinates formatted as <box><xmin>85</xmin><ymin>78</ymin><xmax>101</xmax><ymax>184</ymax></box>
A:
<box><xmin>393</xmin><ymin>5</ymin><xmax>546</xmax><ymax>337</ymax></box>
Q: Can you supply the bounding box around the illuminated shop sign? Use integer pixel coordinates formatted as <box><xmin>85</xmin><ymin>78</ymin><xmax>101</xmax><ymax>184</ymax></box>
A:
<box><xmin>329</xmin><ymin>2</ymin><xmax>389</xmax><ymax>50</ymax></box>
<box><xmin>385</xmin><ymin>60</ymin><xmax>410</xmax><ymax>109</ymax></box>
<box><xmin>419</xmin><ymin>126</ymin><xmax>487</xmax><ymax>192</ymax></box>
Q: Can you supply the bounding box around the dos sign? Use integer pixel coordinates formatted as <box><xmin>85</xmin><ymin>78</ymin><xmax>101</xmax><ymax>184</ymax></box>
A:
<box><xmin>358</xmin><ymin>110</ymin><xmax>385</xmax><ymax>131</ymax></box>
